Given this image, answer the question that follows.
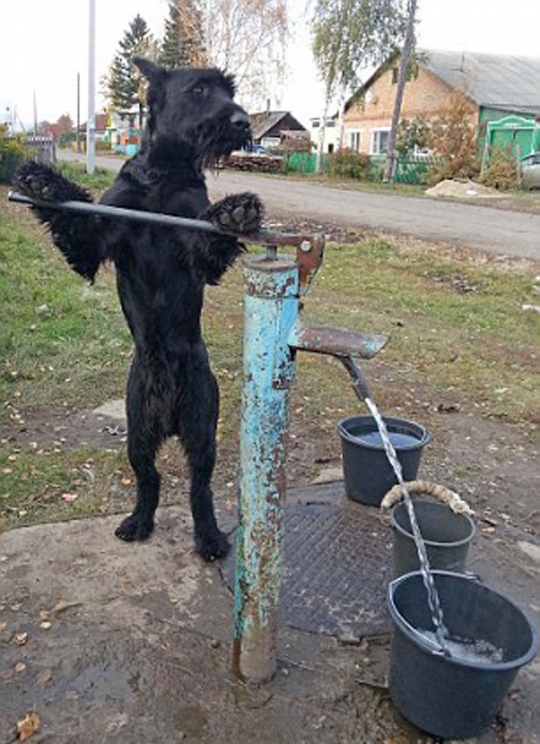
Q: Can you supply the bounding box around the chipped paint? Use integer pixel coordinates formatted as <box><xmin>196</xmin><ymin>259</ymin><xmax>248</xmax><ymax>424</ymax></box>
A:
<box><xmin>232</xmin><ymin>254</ymin><xmax>299</xmax><ymax>683</ymax></box>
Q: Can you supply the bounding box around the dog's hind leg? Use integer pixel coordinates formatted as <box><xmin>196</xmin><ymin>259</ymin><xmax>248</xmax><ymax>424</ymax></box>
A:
<box><xmin>115</xmin><ymin>360</ymin><xmax>164</xmax><ymax>542</ymax></box>
<box><xmin>179</xmin><ymin>366</ymin><xmax>230</xmax><ymax>561</ymax></box>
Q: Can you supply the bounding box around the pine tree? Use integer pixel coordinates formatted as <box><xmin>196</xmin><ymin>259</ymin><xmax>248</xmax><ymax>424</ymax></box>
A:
<box><xmin>158</xmin><ymin>1</ymin><xmax>207</xmax><ymax>69</ymax></box>
<box><xmin>105</xmin><ymin>14</ymin><xmax>156</xmax><ymax>131</ymax></box>
<box><xmin>160</xmin><ymin>5</ymin><xmax>181</xmax><ymax>68</ymax></box>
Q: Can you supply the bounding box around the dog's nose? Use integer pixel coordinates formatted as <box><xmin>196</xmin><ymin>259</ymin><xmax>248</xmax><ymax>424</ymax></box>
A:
<box><xmin>230</xmin><ymin>110</ymin><xmax>250</xmax><ymax>131</ymax></box>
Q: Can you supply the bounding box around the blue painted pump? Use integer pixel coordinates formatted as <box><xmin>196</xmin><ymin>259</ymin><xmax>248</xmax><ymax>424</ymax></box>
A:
<box><xmin>232</xmin><ymin>243</ymin><xmax>388</xmax><ymax>683</ymax></box>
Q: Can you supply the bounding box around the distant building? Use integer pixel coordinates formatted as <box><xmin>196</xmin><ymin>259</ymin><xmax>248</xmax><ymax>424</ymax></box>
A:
<box><xmin>343</xmin><ymin>50</ymin><xmax>540</xmax><ymax>161</ymax></box>
<box><xmin>78</xmin><ymin>113</ymin><xmax>109</xmax><ymax>141</ymax></box>
<box><xmin>309</xmin><ymin>116</ymin><xmax>339</xmax><ymax>154</ymax></box>
<box><xmin>249</xmin><ymin>111</ymin><xmax>309</xmax><ymax>149</ymax></box>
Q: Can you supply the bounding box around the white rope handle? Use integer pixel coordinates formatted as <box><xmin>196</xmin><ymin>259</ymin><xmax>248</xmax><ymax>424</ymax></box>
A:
<box><xmin>380</xmin><ymin>479</ymin><xmax>474</xmax><ymax>515</ymax></box>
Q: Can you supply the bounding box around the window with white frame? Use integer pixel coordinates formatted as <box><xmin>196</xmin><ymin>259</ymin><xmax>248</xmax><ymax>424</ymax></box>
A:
<box><xmin>371</xmin><ymin>128</ymin><xmax>390</xmax><ymax>155</ymax></box>
<box><xmin>349</xmin><ymin>130</ymin><xmax>361</xmax><ymax>152</ymax></box>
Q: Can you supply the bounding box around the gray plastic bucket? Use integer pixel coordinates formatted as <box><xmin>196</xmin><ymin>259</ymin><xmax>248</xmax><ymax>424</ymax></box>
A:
<box><xmin>387</xmin><ymin>571</ymin><xmax>538</xmax><ymax>740</ymax></box>
<box><xmin>391</xmin><ymin>497</ymin><xmax>475</xmax><ymax>578</ymax></box>
<box><xmin>337</xmin><ymin>416</ymin><xmax>431</xmax><ymax>506</ymax></box>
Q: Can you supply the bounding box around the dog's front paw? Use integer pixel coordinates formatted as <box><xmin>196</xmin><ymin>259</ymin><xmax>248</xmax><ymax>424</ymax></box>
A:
<box><xmin>195</xmin><ymin>528</ymin><xmax>230</xmax><ymax>562</ymax></box>
<box><xmin>13</xmin><ymin>161</ymin><xmax>91</xmax><ymax>204</ymax></box>
<box><xmin>206</xmin><ymin>193</ymin><xmax>264</xmax><ymax>236</ymax></box>
<box><xmin>115</xmin><ymin>513</ymin><xmax>155</xmax><ymax>542</ymax></box>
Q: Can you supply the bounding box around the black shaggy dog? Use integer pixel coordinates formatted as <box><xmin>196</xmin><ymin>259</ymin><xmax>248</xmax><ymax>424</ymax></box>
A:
<box><xmin>14</xmin><ymin>58</ymin><xmax>264</xmax><ymax>561</ymax></box>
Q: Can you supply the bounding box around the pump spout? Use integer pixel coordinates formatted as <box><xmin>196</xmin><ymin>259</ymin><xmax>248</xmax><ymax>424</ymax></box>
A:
<box><xmin>340</xmin><ymin>355</ymin><xmax>371</xmax><ymax>402</ymax></box>
<box><xmin>289</xmin><ymin>322</ymin><xmax>387</xmax><ymax>405</ymax></box>
<box><xmin>290</xmin><ymin>323</ymin><xmax>388</xmax><ymax>360</ymax></box>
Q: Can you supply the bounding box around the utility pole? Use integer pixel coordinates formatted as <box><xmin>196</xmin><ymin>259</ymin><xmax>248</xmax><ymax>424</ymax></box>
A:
<box><xmin>87</xmin><ymin>0</ymin><xmax>96</xmax><ymax>174</ymax></box>
<box><xmin>76</xmin><ymin>72</ymin><xmax>81</xmax><ymax>153</ymax></box>
<box><xmin>33</xmin><ymin>90</ymin><xmax>38</xmax><ymax>136</ymax></box>
<box><xmin>383</xmin><ymin>0</ymin><xmax>418</xmax><ymax>183</ymax></box>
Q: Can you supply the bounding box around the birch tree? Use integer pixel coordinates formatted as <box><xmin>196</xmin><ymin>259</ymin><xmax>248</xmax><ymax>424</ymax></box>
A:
<box><xmin>204</xmin><ymin>0</ymin><xmax>289</xmax><ymax>109</ymax></box>
<box><xmin>311</xmin><ymin>0</ymin><xmax>407</xmax><ymax>172</ymax></box>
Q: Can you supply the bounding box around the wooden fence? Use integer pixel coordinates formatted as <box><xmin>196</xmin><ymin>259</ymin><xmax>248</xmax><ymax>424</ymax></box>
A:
<box><xmin>24</xmin><ymin>135</ymin><xmax>56</xmax><ymax>164</ymax></box>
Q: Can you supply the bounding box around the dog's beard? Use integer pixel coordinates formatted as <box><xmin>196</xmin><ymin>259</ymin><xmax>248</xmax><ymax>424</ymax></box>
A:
<box><xmin>192</xmin><ymin>118</ymin><xmax>252</xmax><ymax>170</ymax></box>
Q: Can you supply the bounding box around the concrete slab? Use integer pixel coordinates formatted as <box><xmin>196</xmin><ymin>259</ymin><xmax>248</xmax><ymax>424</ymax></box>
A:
<box><xmin>0</xmin><ymin>489</ymin><xmax>539</xmax><ymax>743</ymax></box>
<box><xmin>92</xmin><ymin>398</ymin><xmax>126</xmax><ymax>424</ymax></box>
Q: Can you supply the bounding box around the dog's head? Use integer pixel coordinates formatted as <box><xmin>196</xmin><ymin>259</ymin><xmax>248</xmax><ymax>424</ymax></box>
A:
<box><xmin>133</xmin><ymin>57</ymin><xmax>251</xmax><ymax>169</ymax></box>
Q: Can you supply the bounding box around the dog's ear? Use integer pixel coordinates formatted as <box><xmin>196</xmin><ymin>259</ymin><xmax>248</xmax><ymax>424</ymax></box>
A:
<box><xmin>132</xmin><ymin>57</ymin><xmax>166</xmax><ymax>86</ymax></box>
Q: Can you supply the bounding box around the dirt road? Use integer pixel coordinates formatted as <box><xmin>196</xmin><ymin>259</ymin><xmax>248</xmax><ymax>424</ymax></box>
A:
<box><xmin>59</xmin><ymin>150</ymin><xmax>540</xmax><ymax>260</ymax></box>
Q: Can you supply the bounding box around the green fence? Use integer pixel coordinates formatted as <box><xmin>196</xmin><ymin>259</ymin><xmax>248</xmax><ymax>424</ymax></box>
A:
<box><xmin>395</xmin><ymin>156</ymin><xmax>441</xmax><ymax>184</ymax></box>
<box><xmin>286</xmin><ymin>151</ymin><xmax>441</xmax><ymax>184</ymax></box>
<box><xmin>286</xmin><ymin>152</ymin><xmax>321</xmax><ymax>174</ymax></box>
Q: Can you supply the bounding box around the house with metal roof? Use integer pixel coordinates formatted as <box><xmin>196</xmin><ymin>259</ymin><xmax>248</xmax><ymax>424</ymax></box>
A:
<box><xmin>249</xmin><ymin>111</ymin><xmax>309</xmax><ymax>150</ymax></box>
<box><xmin>343</xmin><ymin>50</ymin><xmax>540</xmax><ymax>162</ymax></box>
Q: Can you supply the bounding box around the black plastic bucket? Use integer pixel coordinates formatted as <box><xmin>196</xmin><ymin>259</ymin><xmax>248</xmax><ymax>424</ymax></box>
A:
<box><xmin>391</xmin><ymin>498</ymin><xmax>475</xmax><ymax>578</ymax></box>
<box><xmin>337</xmin><ymin>416</ymin><xmax>431</xmax><ymax>506</ymax></box>
<box><xmin>387</xmin><ymin>571</ymin><xmax>538</xmax><ymax>740</ymax></box>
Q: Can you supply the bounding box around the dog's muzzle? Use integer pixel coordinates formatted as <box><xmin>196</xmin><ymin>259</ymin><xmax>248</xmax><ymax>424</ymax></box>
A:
<box><xmin>229</xmin><ymin>110</ymin><xmax>251</xmax><ymax>147</ymax></box>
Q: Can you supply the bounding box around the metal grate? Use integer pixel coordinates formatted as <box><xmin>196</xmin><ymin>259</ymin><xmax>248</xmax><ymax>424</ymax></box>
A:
<box><xmin>223</xmin><ymin>503</ymin><xmax>393</xmax><ymax>639</ymax></box>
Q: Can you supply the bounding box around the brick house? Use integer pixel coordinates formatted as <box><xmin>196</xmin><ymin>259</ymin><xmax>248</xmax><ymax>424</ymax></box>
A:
<box><xmin>343</xmin><ymin>50</ymin><xmax>540</xmax><ymax>160</ymax></box>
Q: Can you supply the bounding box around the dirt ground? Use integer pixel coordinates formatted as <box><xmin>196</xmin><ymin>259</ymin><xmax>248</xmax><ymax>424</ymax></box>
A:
<box><xmin>2</xmin><ymin>202</ymin><xmax>539</xmax><ymax>741</ymax></box>
<box><xmin>2</xmin><ymin>375</ymin><xmax>539</xmax><ymax>743</ymax></box>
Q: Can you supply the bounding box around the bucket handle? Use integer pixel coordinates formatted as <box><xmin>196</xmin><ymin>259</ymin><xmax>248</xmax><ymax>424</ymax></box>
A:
<box><xmin>380</xmin><ymin>479</ymin><xmax>474</xmax><ymax>516</ymax></box>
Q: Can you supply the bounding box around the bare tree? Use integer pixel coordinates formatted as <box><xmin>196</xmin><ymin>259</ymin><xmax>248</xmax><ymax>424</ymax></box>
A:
<box><xmin>204</xmin><ymin>0</ymin><xmax>289</xmax><ymax>109</ymax></box>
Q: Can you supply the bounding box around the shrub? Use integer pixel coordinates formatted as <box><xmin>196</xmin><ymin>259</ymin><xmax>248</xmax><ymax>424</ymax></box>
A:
<box><xmin>427</xmin><ymin>92</ymin><xmax>480</xmax><ymax>184</ymax></box>
<box><xmin>0</xmin><ymin>125</ymin><xmax>27</xmax><ymax>184</ymax></box>
<box><xmin>326</xmin><ymin>148</ymin><xmax>373</xmax><ymax>180</ymax></box>
<box><xmin>479</xmin><ymin>144</ymin><xmax>519</xmax><ymax>191</ymax></box>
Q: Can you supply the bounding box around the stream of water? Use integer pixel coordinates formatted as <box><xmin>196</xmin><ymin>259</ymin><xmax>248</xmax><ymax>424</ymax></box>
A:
<box><xmin>363</xmin><ymin>397</ymin><xmax>451</xmax><ymax>655</ymax></box>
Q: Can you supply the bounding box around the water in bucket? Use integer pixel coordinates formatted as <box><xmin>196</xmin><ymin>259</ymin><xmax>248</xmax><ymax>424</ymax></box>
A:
<box><xmin>356</xmin><ymin>430</ymin><xmax>419</xmax><ymax>448</ymax></box>
<box><xmin>418</xmin><ymin>630</ymin><xmax>504</xmax><ymax>663</ymax></box>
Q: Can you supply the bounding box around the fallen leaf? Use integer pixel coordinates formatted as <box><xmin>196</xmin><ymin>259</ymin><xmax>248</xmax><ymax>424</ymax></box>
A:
<box><xmin>61</xmin><ymin>493</ymin><xmax>78</xmax><ymax>503</ymax></box>
<box><xmin>53</xmin><ymin>600</ymin><xmax>82</xmax><ymax>614</ymax></box>
<box><xmin>17</xmin><ymin>712</ymin><xmax>40</xmax><ymax>741</ymax></box>
<box><xmin>37</xmin><ymin>669</ymin><xmax>53</xmax><ymax>685</ymax></box>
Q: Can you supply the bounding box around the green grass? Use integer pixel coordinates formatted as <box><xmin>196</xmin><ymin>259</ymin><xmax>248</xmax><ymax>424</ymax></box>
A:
<box><xmin>56</xmin><ymin>160</ymin><xmax>115</xmax><ymax>191</ymax></box>
<box><xmin>1</xmin><ymin>191</ymin><xmax>539</xmax><ymax>529</ymax></box>
<box><xmin>0</xmin><ymin>202</ymin><xmax>131</xmax><ymax>413</ymax></box>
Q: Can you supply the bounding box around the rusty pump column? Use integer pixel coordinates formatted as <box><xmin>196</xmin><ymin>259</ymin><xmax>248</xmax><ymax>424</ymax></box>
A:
<box><xmin>232</xmin><ymin>236</ymin><xmax>323</xmax><ymax>683</ymax></box>
<box><xmin>232</xmin><ymin>235</ymin><xmax>389</xmax><ymax>683</ymax></box>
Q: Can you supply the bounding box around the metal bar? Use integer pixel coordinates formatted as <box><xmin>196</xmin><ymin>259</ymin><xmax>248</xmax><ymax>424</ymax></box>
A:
<box><xmin>8</xmin><ymin>190</ymin><xmax>321</xmax><ymax>249</ymax></box>
<box><xmin>8</xmin><ymin>190</ymin><xmax>223</xmax><ymax>234</ymax></box>
<box><xmin>232</xmin><ymin>253</ymin><xmax>300</xmax><ymax>683</ymax></box>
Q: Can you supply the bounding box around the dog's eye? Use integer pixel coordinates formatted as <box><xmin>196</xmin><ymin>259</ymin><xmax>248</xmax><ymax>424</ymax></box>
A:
<box><xmin>191</xmin><ymin>85</ymin><xmax>206</xmax><ymax>96</ymax></box>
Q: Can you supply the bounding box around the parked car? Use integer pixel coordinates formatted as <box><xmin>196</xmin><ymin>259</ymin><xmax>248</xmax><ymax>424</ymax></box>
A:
<box><xmin>520</xmin><ymin>152</ymin><xmax>540</xmax><ymax>189</ymax></box>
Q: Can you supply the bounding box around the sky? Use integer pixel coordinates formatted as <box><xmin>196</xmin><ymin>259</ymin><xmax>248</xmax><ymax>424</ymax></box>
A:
<box><xmin>2</xmin><ymin>0</ymin><xmax>540</xmax><ymax>130</ymax></box>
